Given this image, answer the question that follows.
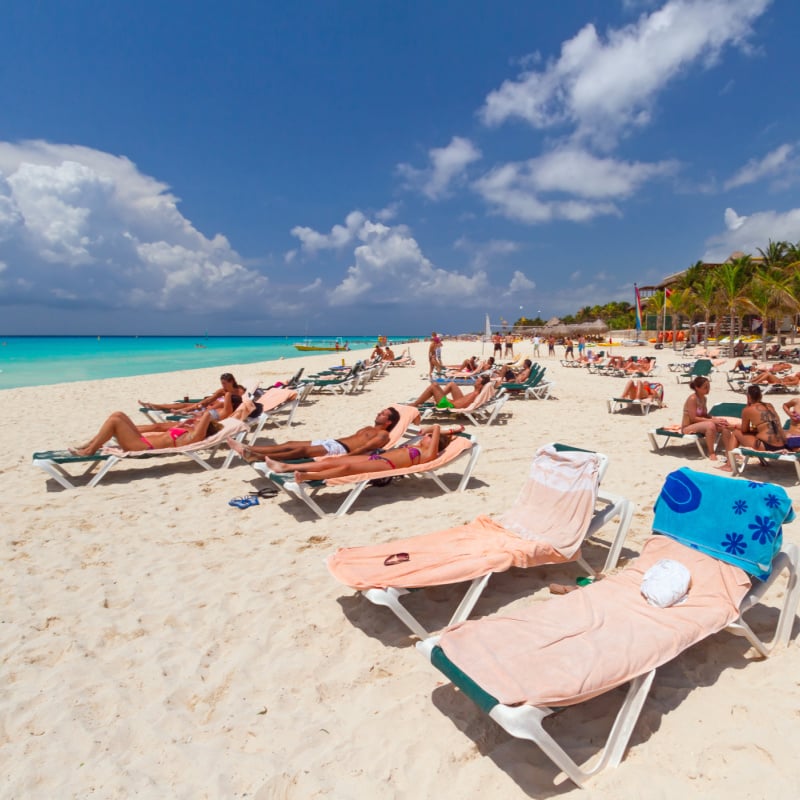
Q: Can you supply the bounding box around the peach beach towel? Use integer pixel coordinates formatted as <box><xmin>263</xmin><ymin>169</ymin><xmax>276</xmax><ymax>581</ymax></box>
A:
<box><xmin>327</xmin><ymin>445</ymin><xmax>599</xmax><ymax>589</ymax></box>
<box><xmin>384</xmin><ymin>404</ymin><xmax>423</xmax><ymax>448</ymax></box>
<box><xmin>438</xmin><ymin>536</ymin><xmax>751</xmax><ymax>708</ymax></box>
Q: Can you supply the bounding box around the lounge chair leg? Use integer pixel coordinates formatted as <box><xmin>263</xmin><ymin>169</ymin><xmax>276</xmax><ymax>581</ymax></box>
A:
<box><xmin>363</xmin><ymin>588</ymin><xmax>430</xmax><ymax>639</ymax></box>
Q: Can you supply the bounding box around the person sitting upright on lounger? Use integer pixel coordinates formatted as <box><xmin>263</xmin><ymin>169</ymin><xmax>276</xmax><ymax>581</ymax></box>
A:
<box><xmin>139</xmin><ymin>372</ymin><xmax>246</xmax><ymax>417</ymax></box>
<box><xmin>411</xmin><ymin>374</ymin><xmax>492</xmax><ymax>409</ymax></box>
<box><xmin>227</xmin><ymin>407</ymin><xmax>403</xmax><ymax>462</ymax></box>
<box><xmin>263</xmin><ymin>424</ymin><xmax>460</xmax><ymax>483</ymax></box>
<box><xmin>719</xmin><ymin>385</ymin><xmax>790</xmax><ymax>470</ymax></box>
<box><xmin>681</xmin><ymin>376</ymin><xmax>732</xmax><ymax>463</ymax></box>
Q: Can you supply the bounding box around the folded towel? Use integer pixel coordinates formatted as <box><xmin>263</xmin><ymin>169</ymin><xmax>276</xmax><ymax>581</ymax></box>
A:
<box><xmin>653</xmin><ymin>467</ymin><xmax>794</xmax><ymax>580</ymax></box>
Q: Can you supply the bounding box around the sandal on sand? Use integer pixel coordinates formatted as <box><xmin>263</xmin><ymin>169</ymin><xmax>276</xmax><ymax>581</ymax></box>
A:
<box><xmin>228</xmin><ymin>495</ymin><xmax>259</xmax><ymax>509</ymax></box>
<box><xmin>249</xmin><ymin>487</ymin><xmax>278</xmax><ymax>498</ymax></box>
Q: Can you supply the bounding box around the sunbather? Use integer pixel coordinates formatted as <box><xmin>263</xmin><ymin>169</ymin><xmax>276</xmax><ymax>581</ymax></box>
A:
<box><xmin>264</xmin><ymin>424</ymin><xmax>460</xmax><ymax>483</ymax></box>
<box><xmin>139</xmin><ymin>372</ymin><xmax>246</xmax><ymax>416</ymax></box>
<box><xmin>681</xmin><ymin>376</ymin><xmax>732</xmax><ymax>463</ymax></box>
<box><xmin>500</xmin><ymin>359</ymin><xmax>533</xmax><ymax>383</ymax></box>
<box><xmin>70</xmin><ymin>411</ymin><xmax>221</xmax><ymax>455</ymax></box>
<box><xmin>750</xmin><ymin>368</ymin><xmax>800</xmax><ymax>386</ymax></box>
<box><xmin>228</xmin><ymin>407</ymin><xmax>402</xmax><ymax>461</ymax></box>
<box><xmin>412</xmin><ymin>375</ymin><xmax>492</xmax><ymax>409</ymax></box>
<box><xmin>624</xmin><ymin>356</ymin><xmax>654</xmax><ymax>374</ymax></box>
<box><xmin>619</xmin><ymin>378</ymin><xmax>656</xmax><ymax>400</ymax></box>
<box><xmin>719</xmin><ymin>385</ymin><xmax>790</xmax><ymax>470</ymax></box>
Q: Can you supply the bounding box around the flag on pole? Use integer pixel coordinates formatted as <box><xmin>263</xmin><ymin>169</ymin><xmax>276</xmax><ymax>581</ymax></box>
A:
<box><xmin>634</xmin><ymin>283</ymin><xmax>643</xmax><ymax>332</ymax></box>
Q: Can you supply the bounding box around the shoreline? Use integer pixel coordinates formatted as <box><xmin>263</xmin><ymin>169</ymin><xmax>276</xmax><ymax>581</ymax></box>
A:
<box><xmin>4</xmin><ymin>339</ymin><xmax>800</xmax><ymax>797</ymax></box>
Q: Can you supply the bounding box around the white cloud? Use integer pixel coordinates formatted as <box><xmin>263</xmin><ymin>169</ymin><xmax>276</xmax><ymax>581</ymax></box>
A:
<box><xmin>473</xmin><ymin>147</ymin><xmax>674</xmax><ymax>223</ymax></box>
<box><xmin>326</xmin><ymin>219</ymin><xmax>489</xmax><ymax>306</ymax></box>
<box><xmin>397</xmin><ymin>136</ymin><xmax>482</xmax><ymax>199</ymax></box>
<box><xmin>724</xmin><ymin>143</ymin><xmax>797</xmax><ymax>189</ymax></box>
<box><xmin>508</xmin><ymin>270</ymin><xmax>536</xmax><ymax>292</ymax></box>
<box><xmin>290</xmin><ymin>210</ymin><xmax>366</xmax><ymax>254</ymax></box>
<box><xmin>299</xmin><ymin>277</ymin><xmax>322</xmax><ymax>293</ymax></box>
<box><xmin>480</xmin><ymin>0</ymin><xmax>770</xmax><ymax>147</ymax></box>
<box><xmin>0</xmin><ymin>140</ymin><xmax>269</xmax><ymax>312</ymax></box>
<box><xmin>704</xmin><ymin>206</ymin><xmax>800</xmax><ymax>261</ymax></box>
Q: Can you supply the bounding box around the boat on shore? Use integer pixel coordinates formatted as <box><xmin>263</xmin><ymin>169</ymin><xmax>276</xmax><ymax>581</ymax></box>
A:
<box><xmin>293</xmin><ymin>338</ymin><xmax>350</xmax><ymax>352</ymax></box>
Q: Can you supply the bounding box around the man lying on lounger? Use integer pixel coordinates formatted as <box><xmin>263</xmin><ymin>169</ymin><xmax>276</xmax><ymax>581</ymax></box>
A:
<box><xmin>227</xmin><ymin>407</ymin><xmax>402</xmax><ymax>461</ymax></box>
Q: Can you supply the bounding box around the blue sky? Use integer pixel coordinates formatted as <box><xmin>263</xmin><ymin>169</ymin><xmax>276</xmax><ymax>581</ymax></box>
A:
<box><xmin>2</xmin><ymin>0</ymin><xmax>800</xmax><ymax>335</ymax></box>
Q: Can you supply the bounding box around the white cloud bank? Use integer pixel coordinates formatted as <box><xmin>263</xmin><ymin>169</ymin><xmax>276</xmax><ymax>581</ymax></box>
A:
<box><xmin>724</xmin><ymin>143</ymin><xmax>798</xmax><ymax>189</ymax></box>
<box><xmin>473</xmin><ymin>147</ymin><xmax>676</xmax><ymax>222</ymax></box>
<box><xmin>704</xmin><ymin>206</ymin><xmax>800</xmax><ymax>261</ymax></box>
<box><xmin>290</xmin><ymin>212</ymin><xmax>533</xmax><ymax>307</ymax></box>
<box><xmin>0</xmin><ymin>140</ymin><xmax>268</xmax><ymax>312</ymax></box>
<box><xmin>480</xmin><ymin>0</ymin><xmax>770</xmax><ymax>148</ymax></box>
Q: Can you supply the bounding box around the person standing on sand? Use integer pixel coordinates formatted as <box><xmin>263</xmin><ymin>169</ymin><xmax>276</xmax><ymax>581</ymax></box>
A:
<box><xmin>428</xmin><ymin>332</ymin><xmax>443</xmax><ymax>377</ymax></box>
<box><xmin>532</xmin><ymin>334</ymin><xmax>541</xmax><ymax>357</ymax></box>
<box><xmin>492</xmin><ymin>333</ymin><xmax>502</xmax><ymax>358</ymax></box>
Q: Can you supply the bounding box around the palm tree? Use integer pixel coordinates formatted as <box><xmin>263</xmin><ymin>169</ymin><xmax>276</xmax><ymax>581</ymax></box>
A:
<box><xmin>715</xmin><ymin>257</ymin><xmax>751</xmax><ymax>348</ymax></box>
<box><xmin>668</xmin><ymin>288</ymin><xmax>697</xmax><ymax>350</ymax></box>
<box><xmin>644</xmin><ymin>290</ymin><xmax>666</xmax><ymax>340</ymax></box>
<box><xmin>693</xmin><ymin>273</ymin><xmax>717</xmax><ymax>346</ymax></box>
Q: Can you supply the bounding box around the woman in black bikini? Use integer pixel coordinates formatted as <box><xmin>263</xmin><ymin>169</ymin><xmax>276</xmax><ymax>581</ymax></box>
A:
<box><xmin>720</xmin><ymin>385</ymin><xmax>787</xmax><ymax>470</ymax></box>
<box><xmin>263</xmin><ymin>424</ymin><xmax>462</xmax><ymax>483</ymax></box>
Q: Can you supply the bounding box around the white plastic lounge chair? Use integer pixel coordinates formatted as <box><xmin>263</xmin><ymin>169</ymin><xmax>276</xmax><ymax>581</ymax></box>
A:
<box><xmin>727</xmin><ymin>444</ymin><xmax>800</xmax><ymax>483</ymax></box>
<box><xmin>417</xmin><ymin>382</ymin><xmax>509</xmax><ymax>426</ymax></box>
<box><xmin>33</xmin><ymin>417</ymin><xmax>248</xmax><ymax>490</ymax></box>
<box><xmin>647</xmin><ymin>402</ymin><xmax>744</xmax><ymax>457</ymax></box>
<box><xmin>328</xmin><ymin>443</ymin><xmax>633</xmax><ymax>638</ymax></box>
<box><xmin>417</xmin><ymin>468</ymin><xmax>799</xmax><ymax>788</ymax></box>
<box><xmin>254</xmin><ymin>431</ymin><xmax>481</xmax><ymax>518</ymax></box>
<box><xmin>608</xmin><ymin>382</ymin><xmax>664</xmax><ymax>415</ymax></box>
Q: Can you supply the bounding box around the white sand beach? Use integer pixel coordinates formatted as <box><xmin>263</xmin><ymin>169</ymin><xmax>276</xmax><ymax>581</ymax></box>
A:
<box><xmin>3</xmin><ymin>340</ymin><xmax>800</xmax><ymax>798</ymax></box>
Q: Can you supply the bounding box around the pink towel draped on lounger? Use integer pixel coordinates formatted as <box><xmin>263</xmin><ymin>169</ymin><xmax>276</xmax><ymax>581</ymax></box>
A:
<box><xmin>438</xmin><ymin>536</ymin><xmax>751</xmax><ymax>708</ymax></box>
<box><xmin>327</xmin><ymin>445</ymin><xmax>599</xmax><ymax>589</ymax></box>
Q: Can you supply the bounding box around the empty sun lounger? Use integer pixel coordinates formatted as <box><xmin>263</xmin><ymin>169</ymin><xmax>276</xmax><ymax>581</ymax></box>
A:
<box><xmin>328</xmin><ymin>443</ymin><xmax>633</xmax><ymax>638</ymax></box>
<box><xmin>417</xmin><ymin>467</ymin><xmax>798</xmax><ymax>788</ymax></box>
<box><xmin>33</xmin><ymin>417</ymin><xmax>248</xmax><ymax>490</ymax></box>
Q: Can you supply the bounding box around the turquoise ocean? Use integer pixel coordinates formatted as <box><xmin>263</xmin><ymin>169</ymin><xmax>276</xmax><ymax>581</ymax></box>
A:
<box><xmin>0</xmin><ymin>335</ymin><xmax>416</xmax><ymax>390</ymax></box>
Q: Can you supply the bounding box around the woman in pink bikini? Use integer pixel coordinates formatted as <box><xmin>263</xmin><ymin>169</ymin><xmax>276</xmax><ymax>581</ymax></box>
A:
<box><xmin>263</xmin><ymin>424</ymin><xmax>462</xmax><ymax>483</ymax></box>
<box><xmin>70</xmin><ymin>410</ymin><xmax>221</xmax><ymax>456</ymax></box>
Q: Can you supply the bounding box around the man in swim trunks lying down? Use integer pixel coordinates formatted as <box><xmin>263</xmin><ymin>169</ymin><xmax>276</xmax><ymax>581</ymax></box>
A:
<box><xmin>226</xmin><ymin>407</ymin><xmax>403</xmax><ymax>462</ymax></box>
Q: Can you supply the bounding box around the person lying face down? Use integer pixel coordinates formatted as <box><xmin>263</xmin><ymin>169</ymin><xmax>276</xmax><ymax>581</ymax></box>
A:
<box><xmin>262</xmin><ymin>424</ymin><xmax>460</xmax><ymax>483</ymax></box>
<box><xmin>226</xmin><ymin>407</ymin><xmax>403</xmax><ymax>462</ymax></box>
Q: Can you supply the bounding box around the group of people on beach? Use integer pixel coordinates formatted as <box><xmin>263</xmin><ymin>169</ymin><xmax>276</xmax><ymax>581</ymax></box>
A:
<box><xmin>680</xmin><ymin>375</ymin><xmax>800</xmax><ymax>470</ymax></box>
<box><xmin>70</xmin><ymin>372</ymin><xmax>254</xmax><ymax>457</ymax></box>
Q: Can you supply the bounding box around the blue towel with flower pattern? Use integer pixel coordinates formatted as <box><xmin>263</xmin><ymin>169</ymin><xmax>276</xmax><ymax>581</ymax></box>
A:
<box><xmin>653</xmin><ymin>468</ymin><xmax>795</xmax><ymax>580</ymax></box>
